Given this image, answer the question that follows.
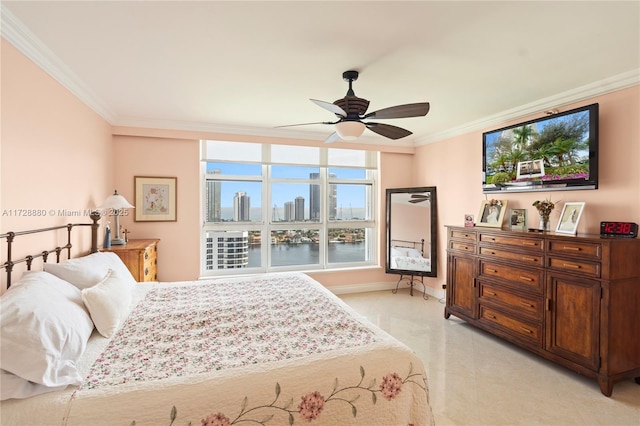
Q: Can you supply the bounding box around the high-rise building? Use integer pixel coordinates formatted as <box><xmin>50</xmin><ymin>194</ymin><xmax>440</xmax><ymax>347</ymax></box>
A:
<box><xmin>233</xmin><ymin>191</ymin><xmax>250</xmax><ymax>221</ymax></box>
<box><xmin>204</xmin><ymin>231</ymin><xmax>249</xmax><ymax>270</ymax></box>
<box><xmin>205</xmin><ymin>169</ymin><xmax>221</xmax><ymax>222</ymax></box>
<box><xmin>284</xmin><ymin>201</ymin><xmax>294</xmax><ymax>221</ymax></box>
<box><xmin>294</xmin><ymin>196</ymin><xmax>305</xmax><ymax>221</ymax></box>
<box><xmin>309</xmin><ymin>173</ymin><xmax>336</xmax><ymax>220</ymax></box>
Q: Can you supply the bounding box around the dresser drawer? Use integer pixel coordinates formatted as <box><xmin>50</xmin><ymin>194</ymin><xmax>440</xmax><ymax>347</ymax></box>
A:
<box><xmin>479</xmin><ymin>282</ymin><xmax>543</xmax><ymax>320</ymax></box>
<box><xmin>547</xmin><ymin>240</ymin><xmax>601</xmax><ymax>260</ymax></box>
<box><xmin>479</xmin><ymin>306</ymin><xmax>543</xmax><ymax>346</ymax></box>
<box><xmin>547</xmin><ymin>256</ymin><xmax>601</xmax><ymax>278</ymax></box>
<box><xmin>479</xmin><ymin>260</ymin><xmax>543</xmax><ymax>294</ymax></box>
<box><xmin>449</xmin><ymin>240</ymin><xmax>476</xmax><ymax>253</ymax></box>
<box><xmin>479</xmin><ymin>233</ymin><xmax>544</xmax><ymax>252</ymax></box>
<box><xmin>479</xmin><ymin>246</ymin><xmax>543</xmax><ymax>267</ymax></box>
<box><xmin>450</xmin><ymin>229</ymin><xmax>476</xmax><ymax>242</ymax></box>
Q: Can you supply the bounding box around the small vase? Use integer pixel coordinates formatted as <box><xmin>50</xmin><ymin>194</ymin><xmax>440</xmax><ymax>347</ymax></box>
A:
<box><xmin>539</xmin><ymin>214</ymin><xmax>551</xmax><ymax>232</ymax></box>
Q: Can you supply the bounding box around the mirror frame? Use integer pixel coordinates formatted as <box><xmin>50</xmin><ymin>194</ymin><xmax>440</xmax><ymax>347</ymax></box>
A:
<box><xmin>385</xmin><ymin>186</ymin><xmax>438</xmax><ymax>277</ymax></box>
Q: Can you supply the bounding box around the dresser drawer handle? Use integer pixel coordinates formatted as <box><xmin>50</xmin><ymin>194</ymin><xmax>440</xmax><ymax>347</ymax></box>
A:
<box><xmin>522</xmin><ymin>256</ymin><xmax>537</xmax><ymax>262</ymax></box>
<box><xmin>144</xmin><ymin>267</ymin><xmax>149</xmax><ymax>276</ymax></box>
<box><xmin>144</xmin><ymin>252</ymin><xmax>149</xmax><ymax>260</ymax></box>
<box><xmin>562</xmin><ymin>246</ymin><xmax>581</xmax><ymax>251</ymax></box>
<box><xmin>488</xmin><ymin>237</ymin><xmax>496</xmax><ymax>242</ymax></box>
<box><xmin>520</xmin><ymin>326</ymin><xmax>533</xmax><ymax>334</ymax></box>
<box><xmin>486</xmin><ymin>268</ymin><xmax>498</xmax><ymax>274</ymax></box>
<box><xmin>488</xmin><ymin>251</ymin><xmax>496</xmax><ymax>255</ymax></box>
<box><xmin>563</xmin><ymin>263</ymin><xmax>581</xmax><ymax>269</ymax></box>
<box><xmin>522</xmin><ymin>241</ymin><xmax>537</xmax><ymax>246</ymax></box>
<box><xmin>519</xmin><ymin>276</ymin><xmax>534</xmax><ymax>282</ymax></box>
<box><xmin>485</xmin><ymin>291</ymin><xmax>497</xmax><ymax>296</ymax></box>
<box><xmin>487</xmin><ymin>314</ymin><xmax>497</xmax><ymax>320</ymax></box>
<box><xmin>519</xmin><ymin>301</ymin><xmax>534</xmax><ymax>308</ymax></box>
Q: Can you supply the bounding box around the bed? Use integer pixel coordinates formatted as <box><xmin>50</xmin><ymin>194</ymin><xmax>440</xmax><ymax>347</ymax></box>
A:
<box><xmin>1</xmin><ymin>219</ymin><xmax>434</xmax><ymax>425</ymax></box>
<box><xmin>389</xmin><ymin>240</ymin><xmax>431</xmax><ymax>273</ymax></box>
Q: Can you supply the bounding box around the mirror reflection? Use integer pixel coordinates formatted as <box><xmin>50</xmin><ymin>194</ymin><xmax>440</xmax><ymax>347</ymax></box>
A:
<box><xmin>386</xmin><ymin>187</ymin><xmax>438</xmax><ymax>284</ymax></box>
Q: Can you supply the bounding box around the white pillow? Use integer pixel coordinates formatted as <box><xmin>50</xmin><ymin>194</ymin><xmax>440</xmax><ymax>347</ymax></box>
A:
<box><xmin>1</xmin><ymin>369</ymin><xmax>66</xmax><ymax>401</ymax></box>
<box><xmin>44</xmin><ymin>251</ymin><xmax>136</xmax><ymax>290</ymax></box>
<box><xmin>82</xmin><ymin>269</ymin><xmax>132</xmax><ymax>338</ymax></box>
<box><xmin>407</xmin><ymin>248</ymin><xmax>423</xmax><ymax>258</ymax></box>
<box><xmin>391</xmin><ymin>246</ymin><xmax>409</xmax><ymax>257</ymax></box>
<box><xmin>0</xmin><ymin>271</ymin><xmax>94</xmax><ymax>387</ymax></box>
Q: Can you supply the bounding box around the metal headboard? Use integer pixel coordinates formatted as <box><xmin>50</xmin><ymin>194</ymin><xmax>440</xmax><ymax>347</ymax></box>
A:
<box><xmin>0</xmin><ymin>212</ymin><xmax>101</xmax><ymax>289</ymax></box>
<box><xmin>391</xmin><ymin>238</ymin><xmax>426</xmax><ymax>255</ymax></box>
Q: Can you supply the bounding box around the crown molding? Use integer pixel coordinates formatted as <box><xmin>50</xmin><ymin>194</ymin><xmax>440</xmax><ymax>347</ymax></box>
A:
<box><xmin>414</xmin><ymin>68</ymin><xmax>640</xmax><ymax>146</ymax></box>
<box><xmin>1</xmin><ymin>4</ymin><xmax>117</xmax><ymax>122</ymax></box>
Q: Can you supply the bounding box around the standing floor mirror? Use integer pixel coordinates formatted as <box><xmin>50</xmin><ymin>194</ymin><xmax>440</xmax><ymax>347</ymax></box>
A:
<box><xmin>385</xmin><ymin>187</ymin><xmax>437</xmax><ymax>298</ymax></box>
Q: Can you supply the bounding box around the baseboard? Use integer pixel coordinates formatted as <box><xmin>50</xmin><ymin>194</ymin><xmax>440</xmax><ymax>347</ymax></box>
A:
<box><xmin>330</xmin><ymin>281</ymin><xmax>445</xmax><ymax>300</ymax></box>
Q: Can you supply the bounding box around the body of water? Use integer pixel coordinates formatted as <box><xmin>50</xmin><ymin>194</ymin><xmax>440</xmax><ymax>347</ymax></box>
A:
<box><xmin>247</xmin><ymin>242</ymin><xmax>365</xmax><ymax>267</ymax></box>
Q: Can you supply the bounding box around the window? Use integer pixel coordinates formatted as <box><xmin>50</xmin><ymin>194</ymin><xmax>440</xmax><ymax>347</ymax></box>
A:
<box><xmin>201</xmin><ymin>141</ymin><xmax>377</xmax><ymax>276</ymax></box>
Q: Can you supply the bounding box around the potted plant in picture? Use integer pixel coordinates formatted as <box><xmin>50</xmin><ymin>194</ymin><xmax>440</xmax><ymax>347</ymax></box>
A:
<box><xmin>533</xmin><ymin>198</ymin><xmax>555</xmax><ymax>231</ymax></box>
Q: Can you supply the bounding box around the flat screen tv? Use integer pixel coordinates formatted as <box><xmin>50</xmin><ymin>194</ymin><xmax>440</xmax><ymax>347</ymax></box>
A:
<box><xmin>482</xmin><ymin>103</ymin><xmax>598</xmax><ymax>193</ymax></box>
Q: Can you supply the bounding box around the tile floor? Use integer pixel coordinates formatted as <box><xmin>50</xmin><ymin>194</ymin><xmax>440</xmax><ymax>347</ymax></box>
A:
<box><xmin>339</xmin><ymin>289</ymin><xmax>640</xmax><ymax>426</ymax></box>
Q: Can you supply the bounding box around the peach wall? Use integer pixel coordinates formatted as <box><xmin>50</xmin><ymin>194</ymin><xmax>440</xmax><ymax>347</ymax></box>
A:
<box><xmin>112</xmin><ymin>136</ymin><xmax>200</xmax><ymax>282</ymax></box>
<box><xmin>1</xmin><ymin>40</ymin><xmax>113</xmax><ymax>291</ymax></box>
<box><xmin>415</xmin><ymin>86</ymin><xmax>640</xmax><ymax>286</ymax></box>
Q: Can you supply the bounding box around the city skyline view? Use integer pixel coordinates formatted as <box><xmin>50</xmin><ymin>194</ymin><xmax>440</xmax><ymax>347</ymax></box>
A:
<box><xmin>206</xmin><ymin>162</ymin><xmax>369</xmax><ymax>221</ymax></box>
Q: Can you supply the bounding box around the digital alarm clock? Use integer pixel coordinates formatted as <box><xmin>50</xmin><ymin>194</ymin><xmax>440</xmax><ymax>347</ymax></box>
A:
<box><xmin>600</xmin><ymin>221</ymin><xmax>638</xmax><ymax>238</ymax></box>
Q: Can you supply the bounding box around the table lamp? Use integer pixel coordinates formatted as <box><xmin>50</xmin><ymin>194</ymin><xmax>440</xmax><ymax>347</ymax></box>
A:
<box><xmin>99</xmin><ymin>190</ymin><xmax>134</xmax><ymax>245</ymax></box>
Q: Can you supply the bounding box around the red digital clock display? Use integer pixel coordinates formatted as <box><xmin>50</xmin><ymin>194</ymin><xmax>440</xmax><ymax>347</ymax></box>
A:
<box><xmin>600</xmin><ymin>221</ymin><xmax>638</xmax><ymax>238</ymax></box>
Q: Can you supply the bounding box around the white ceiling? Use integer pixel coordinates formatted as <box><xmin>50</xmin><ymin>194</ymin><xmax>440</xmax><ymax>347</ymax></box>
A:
<box><xmin>2</xmin><ymin>1</ymin><xmax>639</xmax><ymax>146</ymax></box>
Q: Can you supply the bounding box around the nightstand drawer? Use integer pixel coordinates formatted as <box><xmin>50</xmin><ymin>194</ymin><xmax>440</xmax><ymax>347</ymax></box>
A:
<box><xmin>101</xmin><ymin>239</ymin><xmax>159</xmax><ymax>282</ymax></box>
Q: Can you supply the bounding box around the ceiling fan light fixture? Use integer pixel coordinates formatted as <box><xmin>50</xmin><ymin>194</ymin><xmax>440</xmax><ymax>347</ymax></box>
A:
<box><xmin>335</xmin><ymin>121</ymin><xmax>365</xmax><ymax>140</ymax></box>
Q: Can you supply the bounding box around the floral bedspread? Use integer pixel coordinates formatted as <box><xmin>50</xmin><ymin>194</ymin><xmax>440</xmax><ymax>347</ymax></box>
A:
<box><xmin>1</xmin><ymin>273</ymin><xmax>434</xmax><ymax>425</ymax></box>
<box><xmin>83</xmin><ymin>273</ymin><xmax>380</xmax><ymax>390</ymax></box>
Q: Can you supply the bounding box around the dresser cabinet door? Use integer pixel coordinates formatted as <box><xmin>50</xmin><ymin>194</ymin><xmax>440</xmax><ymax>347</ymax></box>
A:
<box><xmin>546</xmin><ymin>272</ymin><xmax>600</xmax><ymax>370</ymax></box>
<box><xmin>446</xmin><ymin>253</ymin><xmax>477</xmax><ymax>320</ymax></box>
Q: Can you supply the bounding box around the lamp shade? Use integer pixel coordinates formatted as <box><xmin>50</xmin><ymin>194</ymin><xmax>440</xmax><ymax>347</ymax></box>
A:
<box><xmin>99</xmin><ymin>190</ymin><xmax>134</xmax><ymax>210</ymax></box>
<box><xmin>335</xmin><ymin>121</ymin><xmax>366</xmax><ymax>140</ymax></box>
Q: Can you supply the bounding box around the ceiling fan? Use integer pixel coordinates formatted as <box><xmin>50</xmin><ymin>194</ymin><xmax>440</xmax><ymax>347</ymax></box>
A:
<box><xmin>409</xmin><ymin>193</ymin><xmax>430</xmax><ymax>204</ymax></box>
<box><xmin>278</xmin><ymin>70</ymin><xmax>430</xmax><ymax>143</ymax></box>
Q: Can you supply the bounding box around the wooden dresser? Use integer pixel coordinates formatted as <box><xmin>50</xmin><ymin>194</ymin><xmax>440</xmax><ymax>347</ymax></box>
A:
<box><xmin>445</xmin><ymin>226</ymin><xmax>640</xmax><ymax>396</ymax></box>
<box><xmin>101</xmin><ymin>239</ymin><xmax>159</xmax><ymax>282</ymax></box>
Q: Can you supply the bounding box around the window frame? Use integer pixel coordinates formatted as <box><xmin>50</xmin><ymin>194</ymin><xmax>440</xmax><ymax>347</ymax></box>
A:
<box><xmin>201</xmin><ymin>142</ymin><xmax>377</xmax><ymax>276</ymax></box>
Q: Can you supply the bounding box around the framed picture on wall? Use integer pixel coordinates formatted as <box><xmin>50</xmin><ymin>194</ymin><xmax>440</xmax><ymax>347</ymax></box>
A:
<box><xmin>509</xmin><ymin>208</ymin><xmax>527</xmax><ymax>230</ymax></box>
<box><xmin>555</xmin><ymin>202</ymin><xmax>585</xmax><ymax>235</ymax></box>
<box><xmin>134</xmin><ymin>176</ymin><xmax>177</xmax><ymax>222</ymax></box>
<box><xmin>477</xmin><ymin>199</ymin><xmax>508</xmax><ymax>228</ymax></box>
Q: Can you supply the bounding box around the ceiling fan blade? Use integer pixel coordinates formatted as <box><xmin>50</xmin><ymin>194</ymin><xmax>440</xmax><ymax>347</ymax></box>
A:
<box><xmin>274</xmin><ymin>121</ymin><xmax>334</xmax><ymax>128</ymax></box>
<box><xmin>411</xmin><ymin>194</ymin><xmax>429</xmax><ymax>199</ymax></box>
<box><xmin>363</xmin><ymin>102</ymin><xmax>430</xmax><ymax>120</ymax></box>
<box><xmin>324</xmin><ymin>132</ymin><xmax>341</xmax><ymax>144</ymax></box>
<box><xmin>365</xmin><ymin>122</ymin><xmax>413</xmax><ymax>140</ymax></box>
<box><xmin>408</xmin><ymin>199</ymin><xmax>428</xmax><ymax>204</ymax></box>
<box><xmin>311</xmin><ymin>99</ymin><xmax>347</xmax><ymax>117</ymax></box>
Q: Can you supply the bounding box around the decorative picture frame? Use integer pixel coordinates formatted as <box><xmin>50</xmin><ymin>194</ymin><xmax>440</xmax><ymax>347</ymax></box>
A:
<box><xmin>464</xmin><ymin>214</ymin><xmax>474</xmax><ymax>228</ymax></box>
<box><xmin>555</xmin><ymin>202</ymin><xmax>585</xmax><ymax>235</ymax></box>
<box><xmin>134</xmin><ymin>176</ymin><xmax>177</xmax><ymax>222</ymax></box>
<box><xmin>509</xmin><ymin>208</ymin><xmax>527</xmax><ymax>230</ymax></box>
<box><xmin>477</xmin><ymin>199</ymin><xmax>508</xmax><ymax>228</ymax></box>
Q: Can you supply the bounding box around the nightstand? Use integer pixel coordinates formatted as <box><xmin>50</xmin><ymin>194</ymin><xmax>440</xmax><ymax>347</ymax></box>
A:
<box><xmin>101</xmin><ymin>239</ymin><xmax>159</xmax><ymax>282</ymax></box>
